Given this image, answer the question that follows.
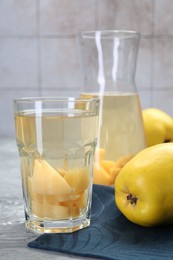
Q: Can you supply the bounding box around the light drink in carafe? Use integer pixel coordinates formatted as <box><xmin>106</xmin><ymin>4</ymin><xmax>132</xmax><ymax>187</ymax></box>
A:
<box><xmin>81</xmin><ymin>92</ymin><xmax>146</xmax><ymax>161</ymax></box>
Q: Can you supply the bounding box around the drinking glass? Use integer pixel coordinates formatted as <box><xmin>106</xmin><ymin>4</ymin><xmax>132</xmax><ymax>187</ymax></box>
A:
<box><xmin>14</xmin><ymin>97</ymin><xmax>99</xmax><ymax>233</ymax></box>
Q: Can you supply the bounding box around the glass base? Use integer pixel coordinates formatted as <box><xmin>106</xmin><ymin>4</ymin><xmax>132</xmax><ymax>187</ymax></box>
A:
<box><xmin>25</xmin><ymin>216</ymin><xmax>90</xmax><ymax>234</ymax></box>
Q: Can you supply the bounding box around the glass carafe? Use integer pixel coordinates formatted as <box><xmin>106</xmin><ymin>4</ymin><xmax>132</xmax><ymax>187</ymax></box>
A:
<box><xmin>79</xmin><ymin>30</ymin><xmax>146</xmax><ymax>179</ymax></box>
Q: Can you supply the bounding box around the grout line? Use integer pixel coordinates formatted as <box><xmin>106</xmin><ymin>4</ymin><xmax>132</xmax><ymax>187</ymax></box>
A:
<box><xmin>36</xmin><ymin>0</ymin><xmax>42</xmax><ymax>94</ymax></box>
<box><xmin>1</xmin><ymin>33</ymin><xmax>173</xmax><ymax>40</ymax></box>
<box><xmin>150</xmin><ymin>0</ymin><xmax>156</xmax><ymax>106</ymax></box>
<box><xmin>152</xmin><ymin>0</ymin><xmax>156</xmax><ymax>35</ymax></box>
<box><xmin>0</xmin><ymin>88</ymin><xmax>39</xmax><ymax>91</ymax></box>
<box><xmin>95</xmin><ymin>0</ymin><xmax>99</xmax><ymax>30</ymax></box>
<box><xmin>137</xmin><ymin>87</ymin><xmax>173</xmax><ymax>91</ymax></box>
<box><xmin>0</xmin><ymin>87</ymin><xmax>83</xmax><ymax>91</ymax></box>
<box><xmin>0</xmin><ymin>34</ymin><xmax>79</xmax><ymax>39</ymax></box>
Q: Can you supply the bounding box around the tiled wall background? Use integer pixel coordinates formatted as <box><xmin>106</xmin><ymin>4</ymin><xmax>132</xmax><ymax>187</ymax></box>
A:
<box><xmin>1</xmin><ymin>0</ymin><xmax>173</xmax><ymax>137</ymax></box>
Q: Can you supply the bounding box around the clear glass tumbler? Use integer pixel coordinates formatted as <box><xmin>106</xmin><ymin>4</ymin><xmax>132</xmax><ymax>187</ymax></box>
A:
<box><xmin>80</xmin><ymin>30</ymin><xmax>146</xmax><ymax>186</ymax></box>
<box><xmin>14</xmin><ymin>97</ymin><xmax>99</xmax><ymax>234</ymax></box>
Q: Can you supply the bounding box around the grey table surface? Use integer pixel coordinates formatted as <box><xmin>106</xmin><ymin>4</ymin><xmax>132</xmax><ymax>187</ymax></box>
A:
<box><xmin>0</xmin><ymin>138</ymin><xmax>92</xmax><ymax>260</ymax></box>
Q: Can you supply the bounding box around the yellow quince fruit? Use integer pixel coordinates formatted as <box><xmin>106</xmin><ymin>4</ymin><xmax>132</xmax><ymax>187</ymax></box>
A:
<box><xmin>142</xmin><ymin>108</ymin><xmax>173</xmax><ymax>147</ymax></box>
<box><xmin>115</xmin><ymin>143</ymin><xmax>173</xmax><ymax>227</ymax></box>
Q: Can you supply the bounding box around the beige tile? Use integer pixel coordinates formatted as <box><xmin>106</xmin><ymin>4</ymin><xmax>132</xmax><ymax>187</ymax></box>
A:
<box><xmin>40</xmin><ymin>37</ymin><xmax>83</xmax><ymax>89</ymax></box>
<box><xmin>152</xmin><ymin>90</ymin><xmax>173</xmax><ymax>117</ymax></box>
<box><xmin>154</xmin><ymin>38</ymin><xmax>173</xmax><ymax>88</ymax></box>
<box><xmin>155</xmin><ymin>0</ymin><xmax>173</xmax><ymax>34</ymax></box>
<box><xmin>136</xmin><ymin>37</ymin><xmax>153</xmax><ymax>89</ymax></box>
<box><xmin>98</xmin><ymin>0</ymin><xmax>153</xmax><ymax>34</ymax></box>
<box><xmin>0</xmin><ymin>90</ymin><xmax>39</xmax><ymax>137</ymax></box>
<box><xmin>0</xmin><ymin>38</ymin><xmax>38</xmax><ymax>88</ymax></box>
<box><xmin>39</xmin><ymin>0</ymin><xmax>96</xmax><ymax>35</ymax></box>
<box><xmin>0</xmin><ymin>0</ymin><xmax>37</xmax><ymax>35</ymax></box>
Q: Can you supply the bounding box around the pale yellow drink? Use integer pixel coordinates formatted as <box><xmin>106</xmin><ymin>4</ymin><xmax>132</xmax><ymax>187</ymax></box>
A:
<box><xmin>15</xmin><ymin>108</ymin><xmax>98</xmax><ymax>233</ymax></box>
<box><xmin>81</xmin><ymin>93</ymin><xmax>146</xmax><ymax>161</ymax></box>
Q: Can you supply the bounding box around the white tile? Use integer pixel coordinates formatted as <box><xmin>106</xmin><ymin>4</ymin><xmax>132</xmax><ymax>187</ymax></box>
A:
<box><xmin>39</xmin><ymin>0</ymin><xmax>96</xmax><ymax>35</ymax></box>
<box><xmin>136</xmin><ymin>37</ymin><xmax>153</xmax><ymax>89</ymax></box>
<box><xmin>152</xmin><ymin>90</ymin><xmax>173</xmax><ymax>117</ymax></box>
<box><xmin>0</xmin><ymin>38</ymin><xmax>38</xmax><ymax>88</ymax></box>
<box><xmin>98</xmin><ymin>0</ymin><xmax>153</xmax><ymax>34</ymax></box>
<box><xmin>138</xmin><ymin>89</ymin><xmax>153</xmax><ymax>109</ymax></box>
<box><xmin>40</xmin><ymin>37</ymin><xmax>83</xmax><ymax>89</ymax></box>
<box><xmin>40</xmin><ymin>89</ymin><xmax>81</xmax><ymax>98</ymax></box>
<box><xmin>0</xmin><ymin>0</ymin><xmax>37</xmax><ymax>35</ymax></box>
<box><xmin>154</xmin><ymin>38</ymin><xmax>173</xmax><ymax>88</ymax></box>
<box><xmin>0</xmin><ymin>90</ymin><xmax>40</xmax><ymax>138</ymax></box>
<box><xmin>155</xmin><ymin>0</ymin><xmax>173</xmax><ymax>34</ymax></box>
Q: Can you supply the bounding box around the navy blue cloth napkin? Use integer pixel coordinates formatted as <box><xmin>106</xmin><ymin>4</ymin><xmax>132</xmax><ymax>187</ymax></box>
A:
<box><xmin>28</xmin><ymin>185</ymin><xmax>173</xmax><ymax>260</ymax></box>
